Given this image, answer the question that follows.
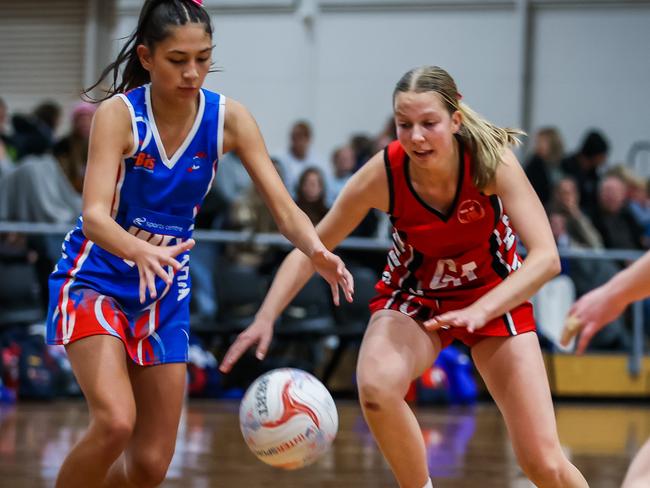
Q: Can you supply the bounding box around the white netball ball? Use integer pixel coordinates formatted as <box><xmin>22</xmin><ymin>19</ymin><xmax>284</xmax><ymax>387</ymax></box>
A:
<box><xmin>239</xmin><ymin>368</ymin><xmax>338</xmax><ymax>470</ymax></box>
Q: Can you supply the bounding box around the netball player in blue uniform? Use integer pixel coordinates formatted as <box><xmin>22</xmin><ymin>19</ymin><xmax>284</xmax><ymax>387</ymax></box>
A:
<box><xmin>45</xmin><ymin>1</ymin><xmax>353</xmax><ymax>486</ymax></box>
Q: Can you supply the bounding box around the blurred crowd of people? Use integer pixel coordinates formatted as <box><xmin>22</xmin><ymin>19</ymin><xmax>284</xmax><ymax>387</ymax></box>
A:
<box><xmin>526</xmin><ymin>127</ymin><xmax>650</xmax><ymax>350</ymax></box>
<box><xmin>1</xmin><ymin>95</ymin><xmax>649</xmax><ymax>352</ymax></box>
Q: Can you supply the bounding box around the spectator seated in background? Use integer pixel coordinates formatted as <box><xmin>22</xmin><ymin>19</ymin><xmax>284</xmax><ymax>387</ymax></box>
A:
<box><xmin>349</xmin><ymin>133</ymin><xmax>375</xmax><ymax>171</ymax></box>
<box><xmin>630</xmin><ymin>177</ymin><xmax>650</xmax><ymax>249</ymax></box>
<box><xmin>607</xmin><ymin>164</ymin><xmax>650</xmax><ymax>249</ymax></box>
<box><xmin>214</xmin><ymin>151</ymin><xmax>253</xmax><ymax>215</ymax></box>
<box><xmin>53</xmin><ymin>102</ymin><xmax>96</xmax><ymax>194</ymax></box>
<box><xmin>12</xmin><ymin>101</ymin><xmax>61</xmax><ymax>162</ymax></box>
<box><xmin>275</xmin><ymin>120</ymin><xmax>328</xmax><ymax>197</ymax></box>
<box><xmin>0</xmin><ymin>109</ymin><xmax>79</xmax><ymax>312</ymax></box>
<box><xmin>326</xmin><ymin>144</ymin><xmax>356</xmax><ymax>206</ymax></box>
<box><xmin>228</xmin><ymin>158</ymin><xmax>283</xmax><ymax>271</ymax></box>
<box><xmin>525</xmin><ymin>126</ymin><xmax>565</xmax><ymax>207</ymax></box>
<box><xmin>548</xmin><ymin>210</ymin><xmax>630</xmax><ymax>351</ymax></box>
<box><xmin>0</xmin><ymin>113</ymin><xmax>80</xmax><ymax>224</ymax></box>
<box><xmin>590</xmin><ymin>173</ymin><xmax>645</xmax><ymax>254</ymax></box>
<box><xmin>561</xmin><ymin>129</ymin><xmax>609</xmax><ymax>216</ymax></box>
<box><xmin>548</xmin><ymin>176</ymin><xmax>603</xmax><ymax>249</ymax></box>
<box><xmin>295</xmin><ymin>167</ymin><xmax>329</xmax><ymax>225</ymax></box>
<box><xmin>0</xmin><ymin>97</ymin><xmax>17</xmax><ymax>176</ymax></box>
<box><xmin>372</xmin><ymin>115</ymin><xmax>397</xmax><ymax>154</ymax></box>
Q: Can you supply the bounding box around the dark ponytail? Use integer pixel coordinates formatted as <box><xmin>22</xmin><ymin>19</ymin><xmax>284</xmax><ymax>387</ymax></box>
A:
<box><xmin>83</xmin><ymin>0</ymin><xmax>213</xmax><ymax>102</ymax></box>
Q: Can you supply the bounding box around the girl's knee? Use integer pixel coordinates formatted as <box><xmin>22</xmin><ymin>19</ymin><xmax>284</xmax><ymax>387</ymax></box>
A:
<box><xmin>91</xmin><ymin>412</ymin><xmax>135</xmax><ymax>455</ymax></box>
<box><xmin>357</xmin><ymin>367</ymin><xmax>410</xmax><ymax>411</ymax></box>
<box><xmin>518</xmin><ymin>452</ymin><xmax>571</xmax><ymax>487</ymax></box>
<box><xmin>127</xmin><ymin>449</ymin><xmax>174</xmax><ymax>487</ymax></box>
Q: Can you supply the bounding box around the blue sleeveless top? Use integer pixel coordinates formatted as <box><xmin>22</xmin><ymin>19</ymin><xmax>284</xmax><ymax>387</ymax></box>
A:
<box><xmin>50</xmin><ymin>84</ymin><xmax>226</xmax><ymax>314</ymax></box>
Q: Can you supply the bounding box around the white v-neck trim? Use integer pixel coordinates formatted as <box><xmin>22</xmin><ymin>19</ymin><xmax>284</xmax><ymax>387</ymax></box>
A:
<box><xmin>145</xmin><ymin>84</ymin><xmax>205</xmax><ymax>169</ymax></box>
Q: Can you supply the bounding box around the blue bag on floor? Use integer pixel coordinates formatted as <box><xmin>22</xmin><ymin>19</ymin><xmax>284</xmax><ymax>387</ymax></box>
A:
<box><xmin>435</xmin><ymin>345</ymin><xmax>477</xmax><ymax>405</ymax></box>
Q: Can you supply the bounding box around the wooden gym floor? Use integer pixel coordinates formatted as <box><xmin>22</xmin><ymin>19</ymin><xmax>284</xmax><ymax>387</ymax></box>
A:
<box><xmin>0</xmin><ymin>399</ymin><xmax>647</xmax><ymax>487</ymax></box>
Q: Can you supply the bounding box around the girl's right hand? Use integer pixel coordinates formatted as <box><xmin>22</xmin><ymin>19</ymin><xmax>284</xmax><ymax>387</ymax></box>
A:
<box><xmin>219</xmin><ymin>316</ymin><xmax>275</xmax><ymax>373</ymax></box>
<box><xmin>133</xmin><ymin>238</ymin><xmax>195</xmax><ymax>303</ymax></box>
<box><xmin>563</xmin><ymin>283</ymin><xmax>625</xmax><ymax>354</ymax></box>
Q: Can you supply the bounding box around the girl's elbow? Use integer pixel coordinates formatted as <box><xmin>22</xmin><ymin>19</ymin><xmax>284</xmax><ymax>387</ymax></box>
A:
<box><xmin>275</xmin><ymin>214</ymin><xmax>292</xmax><ymax>238</ymax></box>
<box><xmin>81</xmin><ymin>211</ymin><xmax>100</xmax><ymax>240</ymax></box>
<box><xmin>546</xmin><ymin>252</ymin><xmax>562</xmax><ymax>278</ymax></box>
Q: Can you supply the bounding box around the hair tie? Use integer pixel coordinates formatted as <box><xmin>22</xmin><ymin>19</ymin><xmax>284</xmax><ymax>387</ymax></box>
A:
<box><xmin>456</xmin><ymin>92</ymin><xmax>463</xmax><ymax>101</ymax></box>
<box><xmin>190</xmin><ymin>0</ymin><xmax>203</xmax><ymax>6</ymax></box>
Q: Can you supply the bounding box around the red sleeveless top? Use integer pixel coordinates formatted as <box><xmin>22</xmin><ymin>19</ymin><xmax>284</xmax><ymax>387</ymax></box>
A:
<box><xmin>375</xmin><ymin>139</ymin><xmax>522</xmax><ymax>303</ymax></box>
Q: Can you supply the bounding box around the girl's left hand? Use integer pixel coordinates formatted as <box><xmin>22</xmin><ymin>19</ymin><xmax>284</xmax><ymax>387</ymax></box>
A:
<box><xmin>424</xmin><ymin>305</ymin><xmax>488</xmax><ymax>333</ymax></box>
<box><xmin>310</xmin><ymin>249</ymin><xmax>354</xmax><ymax>306</ymax></box>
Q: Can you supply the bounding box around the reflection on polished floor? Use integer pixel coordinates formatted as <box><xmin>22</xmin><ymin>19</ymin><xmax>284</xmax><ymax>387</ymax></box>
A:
<box><xmin>0</xmin><ymin>400</ymin><xmax>646</xmax><ymax>487</ymax></box>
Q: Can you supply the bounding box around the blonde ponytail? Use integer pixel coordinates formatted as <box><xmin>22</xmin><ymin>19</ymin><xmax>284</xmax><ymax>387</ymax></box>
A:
<box><xmin>394</xmin><ymin>66</ymin><xmax>525</xmax><ymax>190</ymax></box>
<box><xmin>457</xmin><ymin>102</ymin><xmax>524</xmax><ymax>189</ymax></box>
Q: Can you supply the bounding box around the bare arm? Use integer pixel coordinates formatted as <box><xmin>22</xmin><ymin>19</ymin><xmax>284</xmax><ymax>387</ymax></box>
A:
<box><xmin>82</xmin><ymin>98</ymin><xmax>194</xmax><ymax>302</ymax></box>
<box><xmin>220</xmin><ymin>152</ymin><xmax>389</xmax><ymax>372</ymax></box>
<box><xmin>604</xmin><ymin>251</ymin><xmax>650</xmax><ymax>304</ymax></box>
<box><xmin>426</xmin><ymin>148</ymin><xmax>560</xmax><ymax>332</ymax></box>
<box><xmin>254</xmin><ymin>153</ymin><xmax>389</xmax><ymax>321</ymax></box>
<box><xmin>81</xmin><ymin>98</ymin><xmax>141</xmax><ymax>259</ymax></box>
<box><xmin>223</xmin><ymin>99</ymin><xmax>332</xmax><ymax>260</ymax></box>
<box><xmin>563</xmin><ymin>250</ymin><xmax>650</xmax><ymax>353</ymax></box>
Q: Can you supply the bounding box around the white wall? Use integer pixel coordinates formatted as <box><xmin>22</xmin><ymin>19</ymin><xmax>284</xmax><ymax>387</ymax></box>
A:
<box><xmin>111</xmin><ymin>0</ymin><xmax>650</xmax><ymax>165</ymax></box>
<box><xmin>314</xmin><ymin>8</ymin><xmax>520</xmax><ymax>159</ymax></box>
<box><xmin>531</xmin><ymin>4</ymin><xmax>650</xmax><ymax>163</ymax></box>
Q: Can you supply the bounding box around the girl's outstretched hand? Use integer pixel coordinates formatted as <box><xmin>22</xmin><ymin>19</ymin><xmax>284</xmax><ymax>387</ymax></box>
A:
<box><xmin>310</xmin><ymin>249</ymin><xmax>354</xmax><ymax>306</ymax></box>
<box><xmin>219</xmin><ymin>316</ymin><xmax>275</xmax><ymax>373</ymax></box>
<box><xmin>562</xmin><ymin>284</ymin><xmax>625</xmax><ymax>354</ymax></box>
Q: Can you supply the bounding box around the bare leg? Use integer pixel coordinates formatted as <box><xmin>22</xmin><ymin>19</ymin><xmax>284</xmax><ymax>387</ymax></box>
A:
<box><xmin>56</xmin><ymin>336</ymin><xmax>136</xmax><ymax>488</ymax></box>
<box><xmin>103</xmin><ymin>361</ymin><xmax>186</xmax><ymax>488</ymax></box>
<box><xmin>356</xmin><ymin>310</ymin><xmax>441</xmax><ymax>488</ymax></box>
<box><xmin>622</xmin><ymin>439</ymin><xmax>650</xmax><ymax>488</ymax></box>
<box><xmin>472</xmin><ymin>333</ymin><xmax>588</xmax><ymax>488</ymax></box>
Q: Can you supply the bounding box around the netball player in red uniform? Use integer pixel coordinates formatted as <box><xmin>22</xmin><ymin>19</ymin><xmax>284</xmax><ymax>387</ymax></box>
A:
<box><xmin>221</xmin><ymin>65</ymin><xmax>588</xmax><ymax>487</ymax></box>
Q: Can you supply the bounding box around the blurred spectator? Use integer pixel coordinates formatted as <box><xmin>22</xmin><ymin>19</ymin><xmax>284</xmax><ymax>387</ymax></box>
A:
<box><xmin>227</xmin><ymin>158</ymin><xmax>286</xmax><ymax>272</ymax></box>
<box><xmin>607</xmin><ymin>164</ymin><xmax>650</xmax><ymax>249</ymax></box>
<box><xmin>275</xmin><ymin>120</ymin><xmax>328</xmax><ymax>197</ymax></box>
<box><xmin>213</xmin><ymin>151</ymin><xmax>252</xmax><ymax>214</ymax></box>
<box><xmin>33</xmin><ymin>101</ymin><xmax>61</xmax><ymax>135</ymax></box>
<box><xmin>561</xmin><ymin>129</ymin><xmax>609</xmax><ymax>214</ymax></box>
<box><xmin>525</xmin><ymin>127</ymin><xmax>564</xmax><ymax>207</ymax></box>
<box><xmin>0</xmin><ymin>97</ymin><xmax>17</xmax><ymax>174</ymax></box>
<box><xmin>549</xmin><ymin>209</ymin><xmax>630</xmax><ymax>351</ymax></box>
<box><xmin>373</xmin><ymin>116</ymin><xmax>397</xmax><ymax>152</ymax></box>
<box><xmin>11</xmin><ymin>100</ymin><xmax>61</xmax><ymax>161</ymax></box>
<box><xmin>549</xmin><ymin>177</ymin><xmax>603</xmax><ymax>249</ymax></box>
<box><xmin>0</xmin><ymin>113</ymin><xmax>79</xmax><ymax>310</ymax></box>
<box><xmin>350</xmin><ymin>133</ymin><xmax>375</xmax><ymax>170</ymax></box>
<box><xmin>0</xmin><ymin>97</ymin><xmax>9</xmax><ymax>142</ymax></box>
<box><xmin>230</xmin><ymin>158</ymin><xmax>282</xmax><ymax>235</ymax></box>
<box><xmin>549</xmin><ymin>211</ymin><xmax>571</xmax><ymax>253</ymax></box>
<box><xmin>53</xmin><ymin>102</ymin><xmax>96</xmax><ymax>194</ymax></box>
<box><xmin>296</xmin><ymin>167</ymin><xmax>329</xmax><ymax>225</ymax></box>
<box><xmin>0</xmin><ymin>114</ymin><xmax>80</xmax><ymax>223</ymax></box>
<box><xmin>591</xmin><ymin>174</ymin><xmax>644</xmax><ymax>251</ymax></box>
<box><xmin>326</xmin><ymin>145</ymin><xmax>355</xmax><ymax>206</ymax></box>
